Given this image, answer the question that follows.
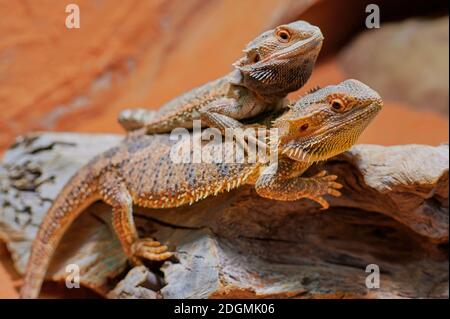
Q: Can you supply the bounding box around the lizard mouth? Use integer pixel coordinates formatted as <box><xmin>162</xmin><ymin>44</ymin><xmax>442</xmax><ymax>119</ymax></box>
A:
<box><xmin>266</xmin><ymin>33</ymin><xmax>324</xmax><ymax>62</ymax></box>
<box><xmin>281</xmin><ymin>102</ymin><xmax>382</xmax><ymax>163</ymax></box>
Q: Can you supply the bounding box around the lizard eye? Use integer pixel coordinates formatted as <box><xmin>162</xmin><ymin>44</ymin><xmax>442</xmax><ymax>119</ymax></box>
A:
<box><xmin>331</xmin><ymin>99</ymin><xmax>345</xmax><ymax>112</ymax></box>
<box><xmin>276</xmin><ymin>29</ymin><xmax>291</xmax><ymax>42</ymax></box>
<box><xmin>300</xmin><ymin>123</ymin><xmax>309</xmax><ymax>131</ymax></box>
<box><xmin>253</xmin><ymin>53</ymin><xmax>260</xmax><ymax>63</ymax></box>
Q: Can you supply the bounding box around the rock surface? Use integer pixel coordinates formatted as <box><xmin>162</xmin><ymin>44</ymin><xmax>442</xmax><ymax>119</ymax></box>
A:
<box><xmin>0</xmin><ymin>132</ymin><xmax>448</xmax><ymax>298</ymax></box>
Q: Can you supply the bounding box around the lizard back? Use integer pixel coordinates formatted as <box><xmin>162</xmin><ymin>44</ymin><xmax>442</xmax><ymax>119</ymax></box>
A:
<box><xmin>117</xmin><ymin>132</ymin><xmax>260</xmax><ymax>207</ymax></box>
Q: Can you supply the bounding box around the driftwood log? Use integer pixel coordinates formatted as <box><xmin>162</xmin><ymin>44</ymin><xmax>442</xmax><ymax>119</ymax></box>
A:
<box><xmin>0</xmin><ymin>133</ymin><xmax>448</xmax><ymax>298</ymax></box>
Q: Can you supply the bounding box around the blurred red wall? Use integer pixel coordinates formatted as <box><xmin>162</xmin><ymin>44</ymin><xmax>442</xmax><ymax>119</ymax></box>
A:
<box><xmin>0</xmin><ymin>0</ymin><xmax>447</xmax><ymax>157</ymax></box>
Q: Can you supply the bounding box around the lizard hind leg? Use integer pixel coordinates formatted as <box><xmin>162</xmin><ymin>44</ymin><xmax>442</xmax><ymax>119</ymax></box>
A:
<box><xmin>99</xmin><ymin>174</ymin><xmax>173</xmax><ymax>265</ymax></box>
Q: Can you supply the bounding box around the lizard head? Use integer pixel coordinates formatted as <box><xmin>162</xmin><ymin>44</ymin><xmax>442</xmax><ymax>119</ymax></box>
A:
<box><xmin>273</xmin><ymin>79</ymin><xmax>383</xmax><ymax>162</ymax></box>
<box><xmin>233</xmin><ymin>20</ymin><xmax>323</xmax><ymax>97</ymax></box>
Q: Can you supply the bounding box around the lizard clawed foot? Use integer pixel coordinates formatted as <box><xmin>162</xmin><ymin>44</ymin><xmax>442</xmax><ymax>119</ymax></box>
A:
<box><xmin>309</xmin><ymin>170</ymin><xmax>343</xmax><ymax>210</ymax></box>
<box><xmin>131</xmin><ymin>238</ymin><xmax>174</xmax><ymax>263</ymax></box>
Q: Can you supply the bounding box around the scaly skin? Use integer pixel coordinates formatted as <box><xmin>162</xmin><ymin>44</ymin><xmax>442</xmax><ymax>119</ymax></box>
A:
<box><xmin>20</xmin><ymin>79</ymin><xmax>382</xmax><ymax>298</ymax></box>
<box><xmin>118</xmin><ymin>20</ymin><xmax>323</xmax><ymax>138</ymax></box>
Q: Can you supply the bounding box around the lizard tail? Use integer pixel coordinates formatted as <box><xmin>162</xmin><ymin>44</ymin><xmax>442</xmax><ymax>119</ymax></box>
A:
<box><xmin>20</xmin><ymin>166</ymin><xmax>101</xmax><ymax>299</ymax></box>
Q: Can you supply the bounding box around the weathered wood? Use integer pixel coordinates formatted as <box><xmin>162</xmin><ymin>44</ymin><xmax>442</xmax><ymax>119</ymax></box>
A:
<box><xmin>0</xmin><ymin>133</ymin><xmax>448</xmax><ymax>298</ymax></box>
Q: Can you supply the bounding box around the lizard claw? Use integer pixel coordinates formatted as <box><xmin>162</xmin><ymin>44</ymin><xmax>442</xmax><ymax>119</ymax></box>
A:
<box><xmin>312</xmin><ymin>196</ymin><xmax>330</xmax><ymax>210</ymax></box>
<box><xmin>313</xmin><ymin>170</ymin><xmax>327</xmax><ymax>178</ymax></box>
<box><xmin>310</xmin><ymin>171</ymin><xmax>343</xmax><ymax>209</ymax></box>
<box><xmin>131</xmin><ymin>238</ymin><xmax>174</xmax><ymax>262</ymax></box>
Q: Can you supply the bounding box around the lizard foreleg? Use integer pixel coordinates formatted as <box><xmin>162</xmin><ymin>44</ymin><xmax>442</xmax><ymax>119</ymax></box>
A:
<box><xmin>199</xmin><ymin>98</ymin><xmax>269</xmax><ymax>153</ymax></box>
<box><xmin>255</xmin><ymin>157</ymin><xmax>343</xmax><ymax>209</ymax></box>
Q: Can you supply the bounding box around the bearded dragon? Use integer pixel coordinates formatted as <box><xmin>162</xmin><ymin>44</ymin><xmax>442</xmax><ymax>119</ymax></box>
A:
<box><xmin>20</xmin><ymin>79</ymin><xmax>382</xmax><ymax>298</ymax></box>
<box><xmin>118</xmin><ymin>20</ymin><xmax>323</xmax><ymax>141</ymax></box>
